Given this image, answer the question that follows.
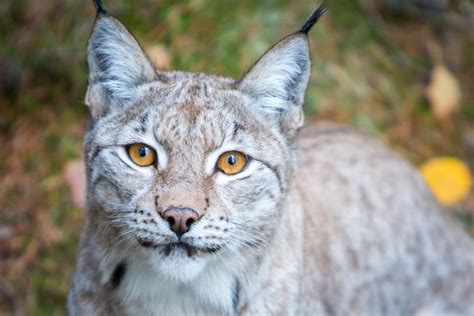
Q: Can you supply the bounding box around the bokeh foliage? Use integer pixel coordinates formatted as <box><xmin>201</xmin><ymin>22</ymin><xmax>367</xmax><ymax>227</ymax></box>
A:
<box><xmin>0</xmin><ymin>1</ymin><xmax>472</xmax><ymax>314</ymax></box>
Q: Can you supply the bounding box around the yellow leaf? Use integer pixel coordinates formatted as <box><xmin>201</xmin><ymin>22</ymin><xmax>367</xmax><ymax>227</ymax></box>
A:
<box><xmin>419</xmin><ymin>157</ymin><xmax>472</xmax><ymax>206</ymax></box>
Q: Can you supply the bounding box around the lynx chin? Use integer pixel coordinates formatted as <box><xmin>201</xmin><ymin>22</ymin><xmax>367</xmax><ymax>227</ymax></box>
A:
<box><xmin>68</xmin><ymin>1</ymin><xmax>474</xmax><ymax>315</ymax></box>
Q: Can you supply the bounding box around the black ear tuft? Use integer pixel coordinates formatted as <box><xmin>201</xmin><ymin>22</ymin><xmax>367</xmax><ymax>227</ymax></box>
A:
<box><xmin>300</xmin><ymin>2</ymin><xmax>327</xmax><ymax>34</ymax></box>
<box><xmin>92</xmin><ymin>0</ymin><xmax>107</xmax><ymax>15</ymax></box>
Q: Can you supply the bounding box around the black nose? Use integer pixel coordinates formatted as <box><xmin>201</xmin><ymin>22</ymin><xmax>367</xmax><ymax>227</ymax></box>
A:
<box><xmin>162</xmin><ymin>207</ymin><xmax>199</xmax><ymax>237</ymax></box>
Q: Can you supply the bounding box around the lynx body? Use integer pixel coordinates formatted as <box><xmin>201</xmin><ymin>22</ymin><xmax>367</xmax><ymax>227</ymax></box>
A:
<box><xmin>68</xmin><ymin>3</ymin><xmax>474</xmax><ymax>315</ymax></box>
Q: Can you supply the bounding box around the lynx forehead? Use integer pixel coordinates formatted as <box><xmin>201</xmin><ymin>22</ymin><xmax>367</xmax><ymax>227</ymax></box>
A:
<box><xmin>69</xmin><ymin>2</ymin><xmax>474</xmax><ymax>316</ymax></box>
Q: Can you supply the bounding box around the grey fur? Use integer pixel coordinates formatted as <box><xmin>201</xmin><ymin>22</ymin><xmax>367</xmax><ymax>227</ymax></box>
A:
<box><xmin>68</xmin><ymin>6</ymin><xmax>474</xmax><ymax>316</ymax></box>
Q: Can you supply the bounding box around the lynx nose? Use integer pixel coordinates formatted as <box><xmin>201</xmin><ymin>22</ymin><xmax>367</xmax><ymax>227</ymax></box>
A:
<box><xmin>162</xmin><ymin>207</ymin><xmax>199</xmax><ymax>237</ymax></box>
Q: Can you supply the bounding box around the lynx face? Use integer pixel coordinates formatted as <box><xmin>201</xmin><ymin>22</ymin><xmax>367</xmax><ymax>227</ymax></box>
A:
<box><xmin>85</xmin><ymin>10</ymin><xmax>312</xmax><ymax>282</ymax></box>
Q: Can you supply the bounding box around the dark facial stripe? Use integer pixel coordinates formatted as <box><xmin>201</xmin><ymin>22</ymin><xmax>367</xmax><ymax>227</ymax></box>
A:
<box><xmin>231</xmin><ymin>122</ymin><xmax>246</xmax><ymax>140</ymax></box>
<box><xmin>139</xmin><ymin>113</ymin><xmax>149</xmax><ymax>124</ymax></box>
<box><xmin>92</xmin><ymin>174</ymin><xmax>121</xmax><ymax>193</ymax></box>
<box><xmin>90</xmin><ymin>145</ymin><xmax>108</xmax><ymax>164</ymax></box>
<box><xmin>109</xmin><ymin>261</ymin><xmax>127</xmax><ymax>289</ymax></box>
<box><xmin>232</xmin><ymin>278</ymin><xmax>240</xmax><ymax>313</ymax></box>
<box><xmin>236</xmin><ymin>174</ymin><xmax>252</xmax><ymax>182</ymax></box>
<box><xmin>260</xmin><ymin>160</ymin><xmax>284</xmax><ymax>194</ymax></box>
<box><xmin>110</xmin><ymin>150</ymin><xmax>136</xmax><ymax>172</ymax></box>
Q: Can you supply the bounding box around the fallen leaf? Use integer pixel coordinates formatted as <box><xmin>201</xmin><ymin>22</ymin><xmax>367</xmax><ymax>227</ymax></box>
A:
<box><xmin>425</xmin><ymin>64</ymin><xmax>461</xmax><ymax>120</ymax></box>
<box><xmin>419</xmin><ymin>156</ymin><xmax>472</xmax><ymax>206</ymax></box>
<box><xmin>146</xmin><ymin>45</ymin><xmax>172</xmax><ymax>70</ymax></box>
<box><xmin>63</xmin><ymin>160</ymin><xmax>86</xmax><ymax>209</ymax></box>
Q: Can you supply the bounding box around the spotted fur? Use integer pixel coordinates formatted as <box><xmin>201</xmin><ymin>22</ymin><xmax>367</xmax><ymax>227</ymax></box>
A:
<box><xmin>68</xmin><ymin>4</ymin><xmax>474</xmax><ymax>316</ymax></box>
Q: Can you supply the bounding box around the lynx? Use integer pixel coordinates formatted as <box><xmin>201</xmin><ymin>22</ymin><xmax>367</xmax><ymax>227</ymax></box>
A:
<box><xmin>68</xmin><ymin>1</ymin><xmax>474</xmax><ymax>315</ymax></box>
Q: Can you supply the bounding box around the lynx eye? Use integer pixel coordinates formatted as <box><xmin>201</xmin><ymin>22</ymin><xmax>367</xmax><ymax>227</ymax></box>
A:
<box><xmin>216</xmin><ymin>151</ymin><xmax>248</xmax><ymax>175</ymax></box>
<box><xmin>127</xmin><ymin>143</ymin><xmax>156</xmax><ymax>167</ymax></box>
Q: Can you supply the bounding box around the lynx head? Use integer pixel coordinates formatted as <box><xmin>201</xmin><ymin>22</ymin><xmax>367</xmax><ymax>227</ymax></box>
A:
<box><xmin>84</xmin><ymin>1</ymin><xmax>325</xmax><ymax>283</ymax></box>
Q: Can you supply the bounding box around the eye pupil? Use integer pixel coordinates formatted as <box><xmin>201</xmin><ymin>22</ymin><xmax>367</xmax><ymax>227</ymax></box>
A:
<box><xmin>227</xmin><ymin>155</ymin><xmax>236</xmax><ymax>165</ymax></box>
<box><xmin>138</xmin><ymin>146</ymin><xmax>148</xmax><ymax>157</ymax></box>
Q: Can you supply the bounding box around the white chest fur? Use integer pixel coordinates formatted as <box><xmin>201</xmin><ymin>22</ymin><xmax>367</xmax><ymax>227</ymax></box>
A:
<box><xmin>118</xmin><ymin>259</ymin><xmax>238</xmax><ymax>316</ymax></box>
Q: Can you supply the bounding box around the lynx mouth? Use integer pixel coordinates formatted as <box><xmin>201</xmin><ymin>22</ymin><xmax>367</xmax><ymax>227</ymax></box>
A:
<box><xmin>137</xmin><ymin>238</ymin><xmax>221</xmax><ymax>257</ymax></box>
<box><xmin>138</xmin><ymin>239</ymin><xmax>159</xmax><ymax>249</ymax></box>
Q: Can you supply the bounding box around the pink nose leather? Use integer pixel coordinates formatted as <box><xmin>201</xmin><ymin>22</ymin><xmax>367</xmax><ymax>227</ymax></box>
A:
<box><xmin>162</xmin><ymin>207</ymin><xmax>199</xmax><ymax>237</ymax></box>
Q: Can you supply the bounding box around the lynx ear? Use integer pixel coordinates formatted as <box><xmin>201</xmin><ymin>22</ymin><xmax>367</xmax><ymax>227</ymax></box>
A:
<box><xmin>86</xmin><ymin>10</ymin><xmax>156</xmax><ymax>118</ymax></box>
<box><xmin>238</xmin><ymin>34</ymin><xmax>310</xmax><ymax>127</ymax></box>
<box><xmin>238</xmin><ymin>3</ymin><xmax>326</xmax><ymax>132</ymax></box>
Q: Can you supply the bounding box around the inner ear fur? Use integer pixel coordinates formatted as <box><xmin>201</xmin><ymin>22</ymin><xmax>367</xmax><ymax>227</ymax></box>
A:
<box><xmin>86</xmin><ymin>13</ymin><xmax>157</xmax><ymax>118</ymax></box>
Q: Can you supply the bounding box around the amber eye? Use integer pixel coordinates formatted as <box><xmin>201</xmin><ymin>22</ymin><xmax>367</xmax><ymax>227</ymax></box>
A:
<box><xmin>216</xmin><ymin>151</ymin><xmax>248</xmax><ymax>175</ymax></box>
<box><xmin>127</xmin><ymin>143</ymin><xmax>156</xmax><ymax>167</ymax></box>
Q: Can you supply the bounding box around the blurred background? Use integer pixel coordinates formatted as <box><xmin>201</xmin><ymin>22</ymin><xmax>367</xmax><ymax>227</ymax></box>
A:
<box><xmin>0</xmin><ymin>0</ymin><xmax>473</xmax><ymax>314</ymax></box>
